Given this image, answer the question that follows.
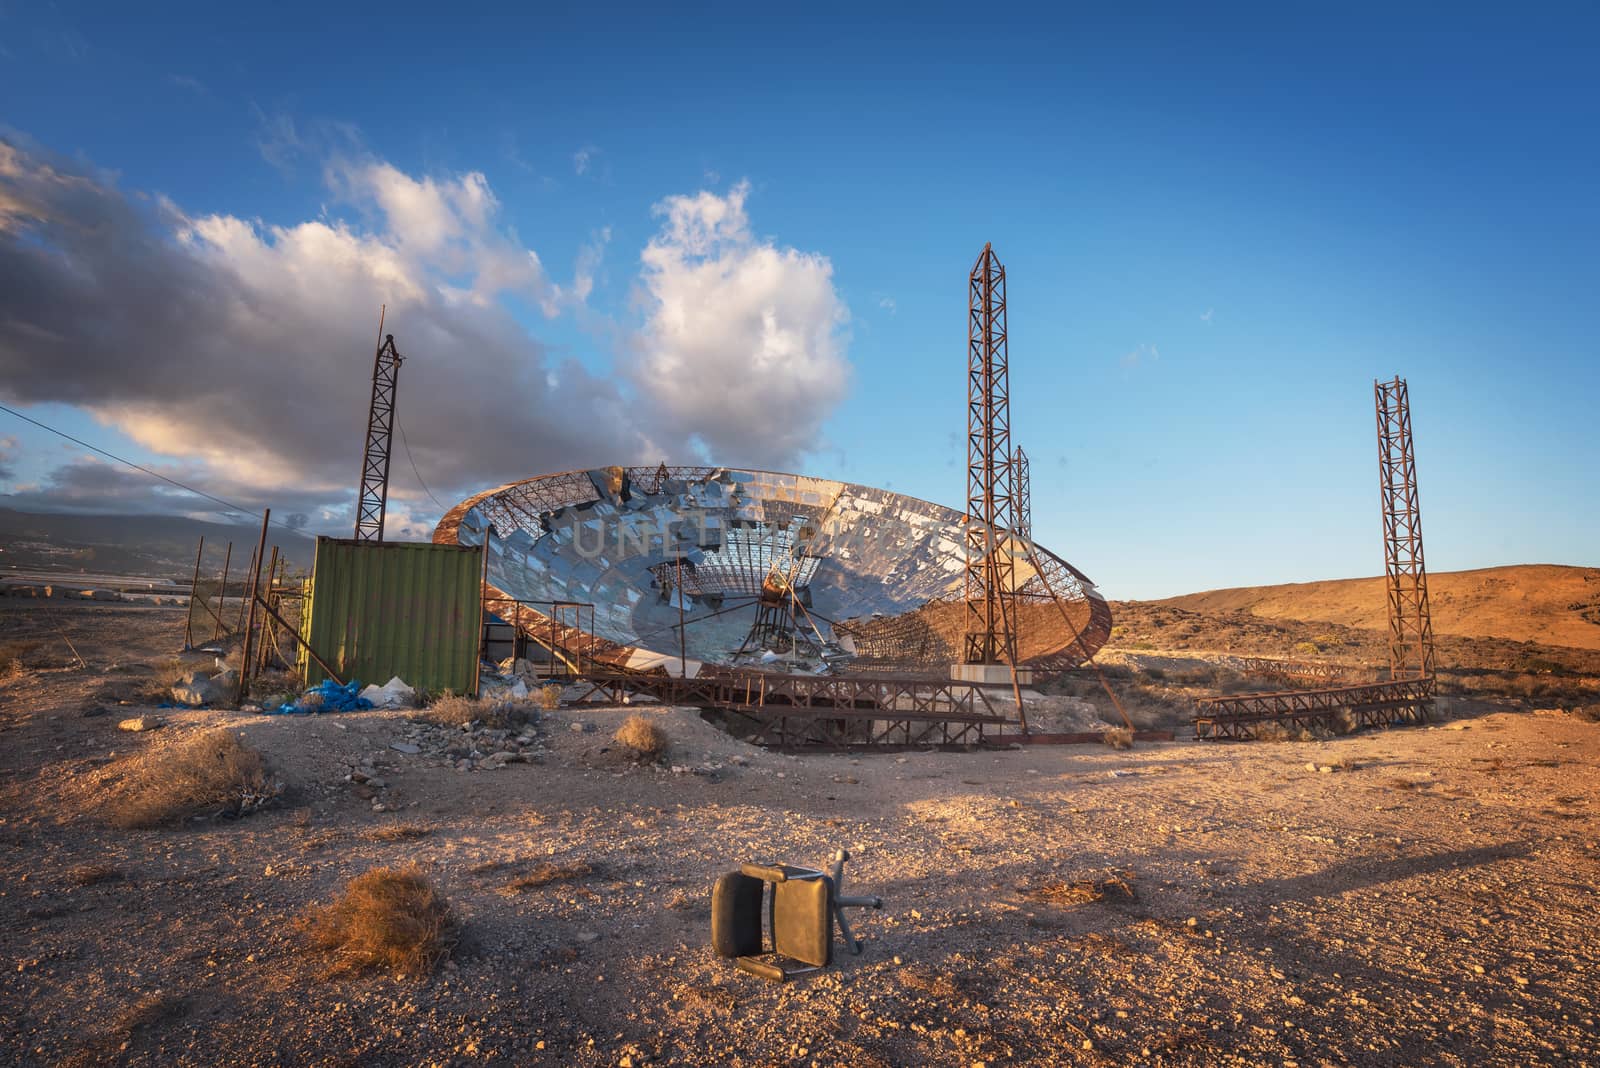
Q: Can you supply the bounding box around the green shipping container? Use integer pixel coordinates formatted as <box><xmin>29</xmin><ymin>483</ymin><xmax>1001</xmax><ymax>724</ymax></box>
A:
<box><xmin>299</xmin><ymin>538</ymin><xmax>484</xmax><ymax>695</ymax></box>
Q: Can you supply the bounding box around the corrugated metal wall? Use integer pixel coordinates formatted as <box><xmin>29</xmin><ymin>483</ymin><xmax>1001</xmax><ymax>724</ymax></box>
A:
<box><xmin>300</xmin><ymin>538</ymin><xmax>483</xmax><ymax>694</ymax></box>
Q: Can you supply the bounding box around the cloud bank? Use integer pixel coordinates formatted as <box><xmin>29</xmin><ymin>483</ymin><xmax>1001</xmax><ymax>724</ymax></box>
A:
<box><xmin>0</xmin><ymin>138</ymin><xmax>850</xmax><ymax>531</ymax></box>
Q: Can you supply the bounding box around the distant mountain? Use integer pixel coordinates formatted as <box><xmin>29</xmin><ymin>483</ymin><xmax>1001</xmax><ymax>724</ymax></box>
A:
<box><xmin>1155</xmin><ymin>564</ymin><xmax>1600</xmax><ymax>651</ymax></box>
<box><xmin>0</xmin><ymin>507</ymin><xmax>318</xmax><ymax>580</ymax></box>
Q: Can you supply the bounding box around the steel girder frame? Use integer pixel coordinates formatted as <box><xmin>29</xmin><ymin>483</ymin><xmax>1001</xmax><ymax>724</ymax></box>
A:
<box><xmin>1194</xmin><ymin>677</ymin><xmax>1434</xmax><ymax>740</ymax></box>
<box><xmin>1376</xmin><ymin>377</ymin><xmax>1437</xmax><ymax>679</ymax></box>
<box><xmin>963</xmin><ymin>244</ymin><xmax>1020</xmax><ymax>667</ymax></box>
<box><xmin>354</xmin><ymin>335</ymin><xmax>403</xmax><ymax>542</ymax></box>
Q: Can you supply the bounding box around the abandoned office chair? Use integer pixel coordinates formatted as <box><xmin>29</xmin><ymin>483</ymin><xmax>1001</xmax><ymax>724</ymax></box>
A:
<box><xmin>711</xmin><ymin>850</ymin><xmax>884</xmax><ymax>981</ymax></box>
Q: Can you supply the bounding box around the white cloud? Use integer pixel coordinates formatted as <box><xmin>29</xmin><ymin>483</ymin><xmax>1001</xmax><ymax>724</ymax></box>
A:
<box><xmin>629</xmin><ymin>180</ymin><xmax>850</xmax><ymax>466</ymax></box>
<box><xmin>1200</xmin><ymin>308</ymin><xmax>1214</xmax><ymax>324</ymax></box>
<box><xmin>878</xmin><ymin>296</ymin><xmax>897</xmax><ymax>315</ymax></box>
<box><xmin>0</xmin><ymin>139</ymin><xmax>854</xmax><ymax>527</ymax></box>
<box><xmin>573</xmin><ymin>145</ymin><xmax>598</xmax><ymax>176</ymax></box>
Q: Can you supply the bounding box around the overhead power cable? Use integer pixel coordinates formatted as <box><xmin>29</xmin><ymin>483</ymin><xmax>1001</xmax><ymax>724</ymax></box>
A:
<box><xmin>0</xmin><ymin>401</ymin><xmax>295</xmax><ymax>530</ymax></box>
<box><xmin>395</xmin><ymin>418</ymin><xmax>444</xmax><ymax>510</ymax></box>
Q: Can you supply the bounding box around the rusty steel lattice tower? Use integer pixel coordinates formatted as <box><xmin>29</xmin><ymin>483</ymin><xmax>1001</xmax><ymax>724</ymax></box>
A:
<box><xmin>963</xmin><ymin>243</ymin><xmax>1019</xmax><ymax>666</ymax></box>
<box><xmin>1011</xmin><ymin>446</ymin><xmax>1032</xmax><ymax>543</ymax></box>
<box><xmin>354</xmin><ymin>333</ymin><xmax>404</xmax><ymax>542</ymax></box>
<box><xmin>1375</xmin><ymin>376</ymin><xmax>1435</xmax><ymax>678</ymax></box>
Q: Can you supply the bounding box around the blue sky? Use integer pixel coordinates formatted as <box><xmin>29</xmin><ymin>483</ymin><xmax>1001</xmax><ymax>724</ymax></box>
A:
<box><xmin>1</xmin><ymin>3</ymin><xmax>1596</xmax><ymax>598</ymax></box>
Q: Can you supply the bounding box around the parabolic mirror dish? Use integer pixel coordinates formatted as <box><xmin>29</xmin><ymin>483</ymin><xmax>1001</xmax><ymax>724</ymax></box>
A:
<box><xmin>435</xmin><ymin>467</ymin><xmax>1111</xmax><ymax>676</ymax></box>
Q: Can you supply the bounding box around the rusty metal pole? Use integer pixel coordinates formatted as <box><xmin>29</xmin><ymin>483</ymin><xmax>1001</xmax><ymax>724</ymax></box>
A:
<box><xmin>236</xmin><ymin>510</ymin><xmax>269</xmax><ymax>705</ymax></box>
<box><xmin>255</xmin><ymin>546</ymin><xmax>279</xmax><ymax>675</ymax></box>
<box><xmin>234</xmin><ymin>545</ymin><xmax>257</xmax><ymax>636</ymax></box>
<box><xmin>183</xmin><ymin>535</ymin><xmax>204</xmax><ymax>649</ymax></box>
<box><xmin>211</xmin><ymin>541</ymin><xmax>232</xmax><ymax>642</ymax></box>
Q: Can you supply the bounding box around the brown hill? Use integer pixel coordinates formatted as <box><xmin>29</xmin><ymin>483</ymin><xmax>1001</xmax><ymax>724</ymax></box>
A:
<box><xmin>1154</xmin><ymin>564</ymin><xmax>1600</xmax><ymax>651</ymax></box>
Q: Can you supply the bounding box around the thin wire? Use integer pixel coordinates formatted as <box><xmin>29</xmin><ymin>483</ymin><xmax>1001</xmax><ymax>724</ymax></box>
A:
<box><xmin>395</xmin><ymin>418</ymin><xmax>444</xmax><ymax>509</ymax></box>
<box><xmin>0</xmin><ymin>401</ymin><xmax>296</xmax><ymax>531</ymax></box>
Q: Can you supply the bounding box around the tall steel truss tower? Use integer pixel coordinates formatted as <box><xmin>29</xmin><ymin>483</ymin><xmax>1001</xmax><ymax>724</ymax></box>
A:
<box><xmin>1012</xmin><ymin>446</ymin><xmax>1032</xmax><ymax>543</ymax></box>
<box><xmin>962</xmin><ymin>243</ymin><xmax>1019</xmax><ymax>666</ymax></box>
<box><xmin>354</xmin><ymin>333</ymin><xmax>404</xmax><ymax>542</ymax></box>
<box><xmin>1375</xmin><ymin>376</ymin><xmax>1435</xmax><ymax>678</ymax></box>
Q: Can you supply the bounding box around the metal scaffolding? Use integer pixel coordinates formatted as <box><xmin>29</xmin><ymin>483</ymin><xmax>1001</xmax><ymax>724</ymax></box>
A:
<box><xmin>963</xmin><ymin>243</ymin><xmax>1020</xmax><ymax>666</ymax></box>
<box><xmin>1375</xmin><ymin>376</ymin><xmax>1435</xmax><ymax>678</ymax></box>
<box><xmin>354</xmin><ymin>333</ymin><xmax>403</xmax><ymax>542</ymax></box>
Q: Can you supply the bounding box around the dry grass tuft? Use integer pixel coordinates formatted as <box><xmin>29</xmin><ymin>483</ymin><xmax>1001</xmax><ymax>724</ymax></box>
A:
<box><xmin>301</xmin><ymin>866</ymin><xmax>453</xmax><ymax>977</ymax></box>
<box><xmin>540</xmin><ymin>684</ymin><xmax>563</xmax><ymax>711</ymax></box>
<box><xmin>613</xmin><ymin>714</ymin><xmax>667</xmax><ymax>760</ymax></box>
<box><xmin>1101</xmin><ymin>727</ymin><xmax>1134</xmax><ymax>750</ymax></box>
<box><xmin>0</xmin><ymin>639</ymin><xmax>45</xmax><ymax>682</ymax></box>
<box><xmin>109</xmin><ymin>729</ymin><xmax>280</xmax><ymax>828</ymax></box>
<box><xmin>113</xmin><ymin>992</ymin><xmax>188</xmax><ymax>1036</ymax></box>
<box><xmin>498</xmin><ymin>861</ymin><xmax>594</xmax><ymax>894</ymax></box>
<box><xmin>66</xmin><ymin>863</ymin><xmax>123</xmax><ymax>887</ymax></box>
<box><xmin>418</xmin><ymin>694</ymin><xmax>535</xmax><ymax>730</ymax></box>
<box><xmin>900</xmin><ymin>964</ymin><xmax>962</xmax><ymax>1000</ymax></box>
<box><xmin>1021</xmin><ymin>871</ymin><xmax>1137</xmax><ymax>906</ymax></box>
<box><xmin>363</xmin><ymin>821</ymin><xmax>432</xmax><ymax>842</ymax></box>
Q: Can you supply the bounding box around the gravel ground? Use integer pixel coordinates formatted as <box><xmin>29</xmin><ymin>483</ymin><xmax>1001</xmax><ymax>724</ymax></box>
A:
<box><xmin>1</xmin><ymin>600</ymin><xmax>1597</xmax><ymax>1067</ymax></box>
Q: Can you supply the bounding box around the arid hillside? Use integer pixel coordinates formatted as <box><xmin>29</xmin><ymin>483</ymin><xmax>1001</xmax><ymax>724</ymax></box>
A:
<box><xmin>1153</xmin><ymin>564</ymin><xmax>1600</xmax><ymax>651</ymax></box>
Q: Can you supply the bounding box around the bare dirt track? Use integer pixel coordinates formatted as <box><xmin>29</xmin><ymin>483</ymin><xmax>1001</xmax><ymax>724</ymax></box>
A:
<box><xmin>2</xmin><ymin>600</ymin><xmax>1598</xmax><ymax>1067</ymax></box>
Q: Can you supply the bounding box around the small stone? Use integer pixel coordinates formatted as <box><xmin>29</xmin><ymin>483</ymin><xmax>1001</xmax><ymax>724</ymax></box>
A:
<box><xmin>1318</xmin><ymin>765</ymin><xmax>1334</xmax><ymax>774</ymax></box>
<box><xmin>1185</xmin><ymin>917</ymin><xmax>1198</xmax><ymax>927</ymax></box>
<box><xmin>390</xmin><ymin>742</ymin><xmax>421</xmax><ymax>754</ymax></box>
<box><xmin>117</xmin><ymin>715</ymin><xmax>165</xmax><ymax>733</ymax></box>
<box><xmin>571</xmin><ymin>722</ymin><xmax>586</xmax><ymax>733</ymax></box>
<box><xmin>577</xmin><ymin>931</ymin><xmax>600</xmax><ymax>943</ymax></box>
<box><xmin>1305</xmin><ymin>762</ymin><xmax>1318</xmax><ymax>772</ymax></box>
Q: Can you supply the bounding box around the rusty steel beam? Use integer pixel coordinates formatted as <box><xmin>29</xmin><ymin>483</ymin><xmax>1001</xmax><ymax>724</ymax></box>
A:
<box><xmin>1376</xmin><ymin>376</ymin><xmax>1435</xmax><ymax>679</ymax></box>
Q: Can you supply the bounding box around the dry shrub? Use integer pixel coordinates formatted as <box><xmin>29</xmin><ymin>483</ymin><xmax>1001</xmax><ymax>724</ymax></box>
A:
<box><xmin>1253</xmin><ymin>721</ymin><xmax>1293</xmax><ymax>742</ymax></box>
<box><xmin>419</xmin><ymin>694</ymin><xmax>534</xmax><ymax>730</ymax></box>
<box><xmin>1021</xmin><ymin>871</ymin><xmax>1136</xmax><ymax>906</ymax></box>
<box><xmin>363</xmin><ymin>821</ymin><xmax>431</xmax><ymax>842</ymax></box>
<box><xmin>109</xmin><ymin>729</ymin><xmax>280</xmax><ymax>828</ymax></box>
<box><xmin>0</xmin><ymin>657</ymin><xmax>22</xmax><ymax>683</ymax></box>
<box><xmin>498</xmin><ymin>861</ymin><xmax>593</xmax><ymax>894</ymax></box>
<box><xmin>301</xmin><ymin>866</ymin><xmax>453</xmax><ymax>977</ymax></box>
<box><xmin>1101</xmin><ymin>727</ymin><xmax>1133</xmax><ymax>750</ymax></box>
<box><xmin>1252</xmin><ymin>720</ymin><xmax>1319</xmax><ymax>742</ymax></box>
<box><xmin>613</xmin><ymin>714</ymin><xmax>667</xmax><ymax>760</ymax></box>
<box><xmin>540</xmin><ymin>684</ymin><xmax>563</xmax><ymax>711</ymax></box>
<box><xmin>66</xmin><ymin>863</ymin><xmax>123</xmax><ymax>887</ymax></box>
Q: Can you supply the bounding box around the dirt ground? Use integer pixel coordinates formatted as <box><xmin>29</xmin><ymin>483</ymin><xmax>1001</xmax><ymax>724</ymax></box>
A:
<box><xmin>2</xmin><ymin>600</ymin><xmax>1598</xmax><ymax>1067</ymax></box>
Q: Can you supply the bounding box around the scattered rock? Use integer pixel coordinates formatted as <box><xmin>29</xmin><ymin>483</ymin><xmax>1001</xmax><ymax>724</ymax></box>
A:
<box><xmin>389</xmin><ymin>742</ymin><xmax>421</xmax><ymax>755</ymax></box>
<box><xmin>117</xmin><ymin>715</ymin><xmax>165</xmax><ymax>732</ymax></box>
<box><xmin>171</xmin><ymin>671</ymin><xmax>226</xmax><ymax>707</ymax></box>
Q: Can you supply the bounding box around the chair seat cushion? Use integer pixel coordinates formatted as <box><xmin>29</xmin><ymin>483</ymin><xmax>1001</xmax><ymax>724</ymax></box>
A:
<box><xmin>711</xmin><ymin>872</ymin><xmax>764</xmax><ymax>958</ymax></box>
<box><xmin>773</xmin><ymin>875</ymin><xmax>834</xmax><ymax>968</ymax></box>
